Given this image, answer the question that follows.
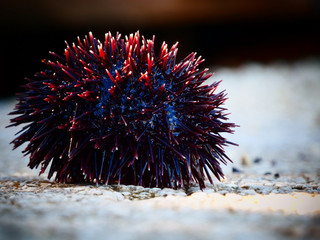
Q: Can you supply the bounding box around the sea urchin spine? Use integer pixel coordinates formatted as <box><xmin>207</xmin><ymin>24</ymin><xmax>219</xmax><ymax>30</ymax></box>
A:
<box><xmin>8</xmin><ymin>31</ymin><xmax>237</xmax><ymax>189</ymax></box>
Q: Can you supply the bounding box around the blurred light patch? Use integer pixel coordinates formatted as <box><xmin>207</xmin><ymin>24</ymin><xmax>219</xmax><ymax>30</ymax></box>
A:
<box><xmin>147</xmin><ymin>192</ymin><xmax>320</xmax><ymax>215</ymax></box>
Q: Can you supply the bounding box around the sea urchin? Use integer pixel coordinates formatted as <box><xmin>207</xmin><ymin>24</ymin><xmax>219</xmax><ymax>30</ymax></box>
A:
<box><xmin>8</xmin><ymin>31</ymin><xmax>237</xmax><ymax>189</ymax></box>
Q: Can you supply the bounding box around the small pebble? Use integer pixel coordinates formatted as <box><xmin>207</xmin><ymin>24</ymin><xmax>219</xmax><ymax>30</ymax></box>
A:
<box><xmin>241</xmin><ymin>155</ymin><xmax>250</xmax><ymax>166</ymax></box>
<box><xmin>253</xmin><ymin>157</ymin><xmax>262</xmax><ymax>164</ymax></box>
<box><xmin>232</xmin><ymin>167</ymin><xmax>241</xmax><ymax>173</ymax></box>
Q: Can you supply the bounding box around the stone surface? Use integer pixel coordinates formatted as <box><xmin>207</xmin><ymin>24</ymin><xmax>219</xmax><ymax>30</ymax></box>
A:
<box><xmin>1</xmin><ymin>59</ymin><xmax>320</xmax><ymax>240</ymax></box>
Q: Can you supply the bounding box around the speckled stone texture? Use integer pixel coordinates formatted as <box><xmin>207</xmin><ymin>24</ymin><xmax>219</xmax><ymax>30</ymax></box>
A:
<box><xmin>1</xmin><ymin>59</ymin><xmax>320</xmax><ymax>240</ymax></box>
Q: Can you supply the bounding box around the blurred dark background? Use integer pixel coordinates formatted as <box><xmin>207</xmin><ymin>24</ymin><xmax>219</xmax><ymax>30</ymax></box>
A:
<box><xmin>1</xmin><ymin>0</ymin><xmax>320</xmax><ymax>97</ymax></box>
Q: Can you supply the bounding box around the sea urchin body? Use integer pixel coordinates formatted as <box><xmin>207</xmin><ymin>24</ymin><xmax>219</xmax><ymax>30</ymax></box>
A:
<box><xmin>8</xmin><ymin>31</ymin><xmax>237</xmax><ymax>189</ymax></box>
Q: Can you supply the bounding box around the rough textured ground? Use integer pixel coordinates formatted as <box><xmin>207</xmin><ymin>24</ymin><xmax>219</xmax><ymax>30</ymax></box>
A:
<box><xmin>1</xmin><ymin>59</ymin><xmax>320</xmax><ymax>240</ymax></box>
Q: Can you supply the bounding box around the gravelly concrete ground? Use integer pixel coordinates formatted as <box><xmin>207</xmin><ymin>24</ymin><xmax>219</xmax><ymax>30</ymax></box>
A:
<box><xmin>0</xmin><ymin>174</ymin><xmax>319</xmax><ymax>240</ymax></box>
<box><xmin>1</xmin><ymin>59</ymin><xmax>320</xmax><ymax>240</ymax></box>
